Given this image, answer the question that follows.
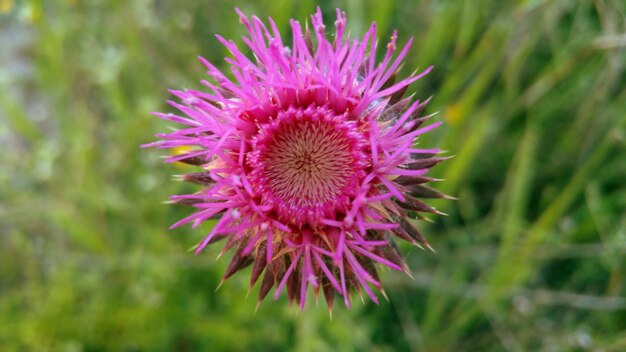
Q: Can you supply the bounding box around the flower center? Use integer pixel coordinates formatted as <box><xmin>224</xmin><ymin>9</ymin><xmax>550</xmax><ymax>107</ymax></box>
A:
<box><xmin>263</xmin><ymin>120</ymin><xmax>353</xmax><ymax>204</ymax></box>
<box><xmin>248</xmin><ymin>106</ymin><xmax>366</xmax><ymax>227</ymax></box>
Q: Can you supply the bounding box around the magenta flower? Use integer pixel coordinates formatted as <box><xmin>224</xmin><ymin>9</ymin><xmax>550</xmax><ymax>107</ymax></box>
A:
<box><xmin>145</xmin><ymin>8</ymin><xmax>449</xmax><ymax>310</ymax></box>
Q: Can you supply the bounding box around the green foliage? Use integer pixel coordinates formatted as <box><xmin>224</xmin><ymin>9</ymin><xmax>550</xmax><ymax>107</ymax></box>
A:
<box><xmin>1</xmin><ymin>0</ymin><xmax>624</xmax><ymax>350</ymax></box>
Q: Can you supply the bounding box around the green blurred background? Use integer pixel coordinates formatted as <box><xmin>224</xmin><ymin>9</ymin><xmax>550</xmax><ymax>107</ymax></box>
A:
<box><xmin>1</xmin><ymin>0</ymin><xmax>625</xmax><ymax>350</ymax></box>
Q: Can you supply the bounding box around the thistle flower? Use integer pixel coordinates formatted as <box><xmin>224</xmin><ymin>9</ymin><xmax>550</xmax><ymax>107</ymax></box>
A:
<box><xmin>145</xmin><ymin>8</ymin><xmax>449</xmax><ymax>310</ymax></box>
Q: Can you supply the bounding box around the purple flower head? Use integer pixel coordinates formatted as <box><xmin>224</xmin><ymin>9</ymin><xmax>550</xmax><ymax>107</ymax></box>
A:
<box><xmin>145</xmin><ymin>8</ymin><xmax>449</xmax><ymax>310</ymax></box>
